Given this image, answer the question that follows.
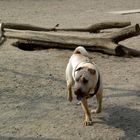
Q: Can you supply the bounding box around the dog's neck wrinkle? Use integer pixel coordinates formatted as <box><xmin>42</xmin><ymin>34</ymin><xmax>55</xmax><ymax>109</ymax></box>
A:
<box><xmin>73</xmin><ymin>60</ymin><xmax>94</xmax><ymax>79</ymax></box>
<box><xmin>73</xmin><ymin>62</ymin><xmax>85</xmax><ymax>80</ymax></box>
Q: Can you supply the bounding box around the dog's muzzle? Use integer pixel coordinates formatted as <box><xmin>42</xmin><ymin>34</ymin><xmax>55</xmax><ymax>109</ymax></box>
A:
<box><xmin>74</xmin><ymin>88</ymin><xmax>85</xmax><ymax>100</ymax></box>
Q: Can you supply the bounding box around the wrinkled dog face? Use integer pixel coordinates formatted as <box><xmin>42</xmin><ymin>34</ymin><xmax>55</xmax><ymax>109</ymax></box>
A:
<box><xmin>74</xmin><ymin>67</ymin><xmax>96</xmax><ymax>100</ymax></box>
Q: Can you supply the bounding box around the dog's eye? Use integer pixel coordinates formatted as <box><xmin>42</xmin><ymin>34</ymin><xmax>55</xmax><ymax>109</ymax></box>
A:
<box><xmin>76</xmin><ymin>75</ymin><xmax>82</xmax><ymax>82</ymax></box>
<box><xmin>83</xmin><ymin>78</ymin><xmax>88</xmax><ymax>84</ymax></box>
<box><xmin>75</xmin><ymin>67</ymin><xmax>83</xmax><ymax>72</ymax></box>
<box><xmin>76</xmin><ymin>77</ymin><xmax>80</xmax><ymax>82</ymax></box>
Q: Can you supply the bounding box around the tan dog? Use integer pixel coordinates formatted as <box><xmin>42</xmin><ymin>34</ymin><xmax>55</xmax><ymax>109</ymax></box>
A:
<box><xmin>66</xmin><ymin>46</ymin><xmax>103</xmax><ymax>126</ymax></box>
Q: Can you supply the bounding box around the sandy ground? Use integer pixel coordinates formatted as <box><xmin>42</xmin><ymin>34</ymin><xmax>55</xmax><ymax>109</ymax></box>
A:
<box><xmin>0</xmin><ymin>0</ymin><xmax>140</xmax><ymax>140</ymax></box>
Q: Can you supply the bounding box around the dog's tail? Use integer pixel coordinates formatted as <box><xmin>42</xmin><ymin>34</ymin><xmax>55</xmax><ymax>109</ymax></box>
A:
<box><xmin>73</xmin><ymin>46</ymin><xmax>89</xmax><ymax>57</ymax></box>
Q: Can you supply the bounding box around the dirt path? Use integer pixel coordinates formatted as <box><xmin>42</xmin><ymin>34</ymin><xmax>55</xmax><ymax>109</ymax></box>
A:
<box><xmin>0</xmin><ymin>0</ymin><xmax>140</xmax><ymax>140</ymax></box>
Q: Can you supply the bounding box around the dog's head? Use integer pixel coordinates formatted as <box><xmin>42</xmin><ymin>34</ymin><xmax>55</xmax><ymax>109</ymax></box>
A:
<box><xmin>74</xmin><ymin>66</ymin><xmax>97</xmax><ymax>100</ymax></box>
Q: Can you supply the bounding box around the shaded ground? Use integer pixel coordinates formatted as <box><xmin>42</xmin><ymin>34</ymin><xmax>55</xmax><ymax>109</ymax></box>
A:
<box><xmin>0</xmin><ymin>0</ymin><xmax>140</xmax><ymax>140</ymax></box>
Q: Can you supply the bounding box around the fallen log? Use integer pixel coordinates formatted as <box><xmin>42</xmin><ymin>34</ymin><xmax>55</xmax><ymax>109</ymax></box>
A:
<box><xmin>4</xmin><ymin>28</ymin><xmax>117</xmax><ymax>55</ymax></box>
<box><xmin>12</xmin><ymin>40</ymin><xmax>140</xmax><ymax>57</ymax></box>
<box><xmin>0</xmin><ymin>22</ymin><xmax>140</xmax><ymax>57</ymax></box>
<box><xmin>12</xmin><ymin>39</ymin><xmax>117</xmax><ymax>55</ymax></box>
<box><xmin>1</xmin><ymin>21</ymin><xmax>131</xmax><ymax>33</ymax></box>
<box><xmin>4</xmin><ymin>24</ymin><xmax>139</xmax><ymax>57</ymax></box>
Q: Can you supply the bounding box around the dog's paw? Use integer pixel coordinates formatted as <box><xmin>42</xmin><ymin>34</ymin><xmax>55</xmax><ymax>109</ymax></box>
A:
<box><xmin>76</xmin><ymin>101</ymin><xmax>81</xmax><ymax>105</ymax></box>
<box><xmin>84</xmin><ymin>120</ymin><xmax>93</xmax><ymax>126</ymax></box>
<box><xmin>91</xmin><ymin>109</ymin><xmax>101</xmax><ymax>114</ymax></box>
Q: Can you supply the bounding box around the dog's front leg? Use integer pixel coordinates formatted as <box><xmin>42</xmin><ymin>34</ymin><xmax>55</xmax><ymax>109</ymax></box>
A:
<box><xmin>91</xmin><ymin>87</ymin><xmax>103</xmax><ymax>114</ymax></box>
<box><xmin>80</xmin><ymin>97</ymin><xmax>93</xmax><ymax>126</ymax></box>
<box><xmin>67</xmin><ymin>83</ymin><xmax>73</xmax><ymax>102</ymax></box>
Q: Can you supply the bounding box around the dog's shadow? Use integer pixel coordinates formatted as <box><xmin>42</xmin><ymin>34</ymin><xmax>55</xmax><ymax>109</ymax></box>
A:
<box><xmin>99</xmin><ymin>106</ymin><xmax>140</xmax><ymax>139</ymax></box>
<box><xmin>95</xmin><ymin>87</ymin><xmax>140</xmax><ymax>139</ymax></box>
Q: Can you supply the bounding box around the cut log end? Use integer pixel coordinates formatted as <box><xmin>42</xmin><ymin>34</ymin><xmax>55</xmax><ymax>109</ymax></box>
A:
<box><xmin>135</xmin><ymin>24</ymin><xmax>140</xmax><ymax>35</ymax></box>
<box><xmin>115</xmin><ymin>45</ymin><xmax>140</xmax><ymax>57</ymax></box>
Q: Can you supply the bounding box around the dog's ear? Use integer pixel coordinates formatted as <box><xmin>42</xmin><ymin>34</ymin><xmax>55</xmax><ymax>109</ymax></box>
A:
<box><xmin>88</xmin><ymin>68</ymin><xmax>96</xmax><ymax>75</ymax></box>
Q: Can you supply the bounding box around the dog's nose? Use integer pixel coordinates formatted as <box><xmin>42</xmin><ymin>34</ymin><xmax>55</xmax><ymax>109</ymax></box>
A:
<box><xmin>74</xmin><ymin>88</ymin><xmax>82</xmax><ymax>95</ymax></box>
